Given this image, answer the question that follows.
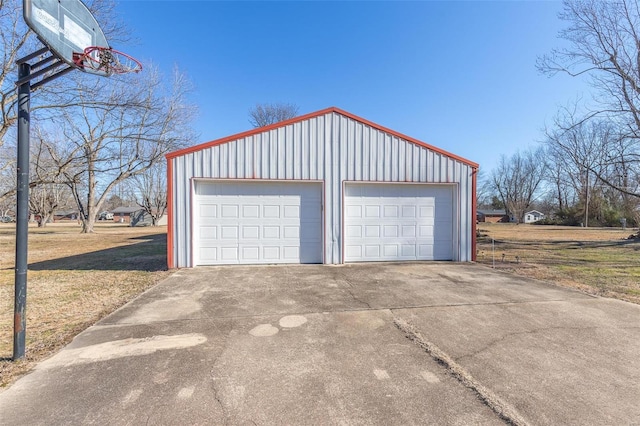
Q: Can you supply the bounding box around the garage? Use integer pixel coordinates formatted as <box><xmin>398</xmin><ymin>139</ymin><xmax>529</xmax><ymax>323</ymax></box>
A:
<box><xmin>344</xmin><ymin>183</ymin><xmax>454</xmax><ymax>262</ymax></box>
<box><xmin>166</xmin><ymin>107</ymin><xmax>477</xmax><ymax>268</ymax></box>
<box><xmin>194</xmin><ymin>180</ymin><xmax>322</xmax><ymax>265</ymax></box>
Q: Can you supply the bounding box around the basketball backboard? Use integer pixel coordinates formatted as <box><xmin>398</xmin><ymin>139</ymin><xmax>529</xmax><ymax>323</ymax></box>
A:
<box><xmin>23</xmin><ymin>0</ymin><xmax>110</xmax><ymax>76</ymax></box>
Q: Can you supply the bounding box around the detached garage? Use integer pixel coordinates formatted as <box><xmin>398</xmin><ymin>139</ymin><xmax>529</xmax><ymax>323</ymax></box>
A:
<box><xmin>166</xmin><ymin>107</ymin><xmax>478</xmax><ymax>268</ymax></box>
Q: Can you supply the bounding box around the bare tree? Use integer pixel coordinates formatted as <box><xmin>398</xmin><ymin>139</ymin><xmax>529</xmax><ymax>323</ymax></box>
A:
<box><xmin>538</xmin><ymin>0</ymin><xmax>640</xmax><ymax>201</ymax></box>
<box><xmin>475</xmin><ymin>169</ymin><xmax>494</xmax><ymax>208</ymax></box>
<box><xmin>545</xmin><ymin>115</ymin><xmax>613</xmax><ymax>225</ymax></box>
<box><xmin>0</xmin><ymin>0</ymin><xmax>128</xmax><ymax>203</ymax></box>
<box><xmin>491</xmin><ymin>148</ymin><xmax>548</xmax><ymax>223</ymax></box>
<box><xmin>248</xmin><ymin>102</ymin><xmax>299</xmax><ymax>127</ymax></box>
<box><xmin>545</xmin><ymin>104</ymin><xmax>640</xmax><ymax>224</ymax></box>
<box><xmin>129</xmin><ymin>162</ymin><xmax>167</xmax><ymax>226</ymax></box>
<box><xmin>41</xmin><ymin>66</ymin><xmax>196</xmax><ymax>233</ymax></box>
<box><xmin>26</xmin><ymin>129</ymin><xmax>75</xmax><ymax>227</ymax></box>
<box><xmin>28</xmin><ymin>183</ymin><xmax>72</xmax><ymax>227</ymax></box>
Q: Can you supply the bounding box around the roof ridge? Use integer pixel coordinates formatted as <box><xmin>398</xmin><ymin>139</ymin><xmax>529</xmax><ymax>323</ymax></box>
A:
<box><xmin>166</xmin><ymin>107</ymin><xmax>478</xmax><ymax>168</ymax></box>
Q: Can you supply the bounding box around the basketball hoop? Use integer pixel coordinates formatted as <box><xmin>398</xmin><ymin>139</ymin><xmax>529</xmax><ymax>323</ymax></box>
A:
<box><xmin>74</xmin><ymin>46</ymin><xmax>143</xmax><ymax>75</ymax></box>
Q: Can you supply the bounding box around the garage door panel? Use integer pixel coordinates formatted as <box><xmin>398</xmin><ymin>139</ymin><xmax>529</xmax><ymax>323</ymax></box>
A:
<box><xmin>419</xmin><ymin>225</ymin><xmax>434</xmax><ymax>237</ymax></box>
<box><xmin>345</xmin><ymin>184</ymin><xmax>454</xmax><ymax>262</ymax></box>
<box><xmin>345</xmin><ymin>245</ymin><xmax>362</xmax><ymax>258</ymax></box>
<box><xmin>221</xmin><ymin>226</ymin><xmax>238</xmax><ymax>239</ymax></box>
<box><xmin>419</xmin><ymin>205</ymin><xmax>435</xmax><ymax>217</ymax></box>
<box><xmin>263</xmin><ymin>205</ymin><xmax>280</xmax><ymax>218</ymax></box>
<box><xmin>283</xmin><ymin>205</ymin><xmax>300</xmax><ymax>218</ymax></box>
<box><xmin>283</xmin><ymin>226</ymin><xmax>299</xmax><ymax>239</ymax></box>
<box><xmin>365</xmin><ymin>205</ymin><xmax>381</xmax><ymax>217</ymax></box>
<box><xmin>346</xmin><ymin>225</ymin><xmax>362</xmax><ymax>238</ymax></box>
<box><xmin>418</xmin><ymin>244</ymin><xmax>433</xmax><ymax>257</ymax></box>
<box><xmin>221</xmin><ymin>205</ymin><xmax>239</xmax><ymax>218</ymax></box>
<box><xmin>383</xmin><ymin>225</ymin><xmax>399</xmax><ymax>237</ymax></box>
<box><xmin>263</xmin><ymin>226</ymin><xmax>280</xmax><ymax>239</ymax></box>
<box><xmin>384</xmin><ymin>245</ymin><xmax>398</xmax><ymax>257</ymax></box>
<box><xmin>200</xmin><ymin>226</ymin><xmax>217</xmax><ymax>239</ymax></box>
<box><xmin>200</xmin><ymin>247</ymin><xmax>218</xmax><ymax>261</ymax></box>
<box><xmin>365</xmin><ymin>225</ymin><xmax>380</xmax><ymax>237</ymax></box>
<box><xmin>346</xmin><ymin>205</ymin><xmax>362</xmax><ymax>218</ymax></box>
<box><xmin>200</xmin><ymin>204</ymin><xmax>218</xmax><ymax>218</ymax></box>
<box><xmin>283</xmin><ymin>246</ymin><xmax>299</xmax><ymax>259</ymax></box>
<box><xmin>402</xmin><ymin>245</ymin><xmax>416</xmax><ymax>257</ymax></box>
<box><xmin>402</xmin><ymin>225</ymin><xmax>416</xmax><ymax>237</ymax></box>
<box><xmin>384</xmin><ymin>205</ymin><xmax>399</xmax><ymax>217</ymax></box>
<box><xmin>221</xmin><ymin>247</ymin><xmax>238</xmax><ymax>261</ymax></box>
<box><xmin>263</xmin><ymin>246</ymin><xmax>280</xmax><ymax>259</ymax></box>
<box><xmin>241</xmin><ymin>246</ymin><xmax>259</xmax><ymax>261</ymax></box>
<box><xmin>242</xmin><ymin>226</ymin><xmax>259</xmax><ymax>239</ymax></box>
<box><xmin>402</xmin><ymin>206</ymin><xmax>416</xmax><ymax>217</ymax></box>
<box><xmin>242</xmin><ymin>205</ymin><xmax>259</xmax><ymax>218</ymax></box>
<box><xmin>365</xmin><ymin>245</ymin><xmax>380</xmax><ymax>257</ymax></box>
<box><xmin>195</xmin><ymin>181</ymin><xmax>322</xmax><ymax>265</ymax></box>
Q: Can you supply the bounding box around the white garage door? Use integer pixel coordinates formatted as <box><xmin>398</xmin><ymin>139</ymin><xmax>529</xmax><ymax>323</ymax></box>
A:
<box><xmin>194</xmin><ymin>181</ymin><xmax>322</xmax><ymax>265</ymax></box>
<box><xmin>344</xmin><ymin>184</ymin><xmax>454</xmax><ymax>262</ymax></box>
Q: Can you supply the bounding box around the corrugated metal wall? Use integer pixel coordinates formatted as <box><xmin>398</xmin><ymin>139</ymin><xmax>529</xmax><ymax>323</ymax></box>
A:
<box><xmin>169</xmin><ymin>111</ymin><xmax>475</xmax><ymax>267</ymax></box>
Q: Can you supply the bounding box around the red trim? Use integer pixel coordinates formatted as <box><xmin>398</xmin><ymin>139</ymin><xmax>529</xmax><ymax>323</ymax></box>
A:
<box><xmin>166</xmin><ymin>107</ymin><xmax>337</xmax><ymax>160</ymax></box>
<box><xmin>189</xmin><ymin>177</ymin><xmax>195</xmax><ymax>267</ymax></box>
<box><xmin>333</xmin><ymin>108</ymin><xmax>479</xmax><ymax>168</ymax></box>
<box><xmin>166</xmin><ymin>158</ymin><xmax>174</xmax><ymax>269</ymax></box>
<box><xmin>471</xmin><ymin>167</ymin><xmax>478</xmax><ymax>262</ymax></box>
<box><xmin>341</xmin><ymin>180</ymin><xmax>345</xmax><ymax>264</ymax></box>
<box><xmin>321</xmin><ymin>181</ymin><xmax>326</xmax><ymax>264</ymax></box>
<box><xmin>166</xmin><ymin>107</ymin><xmax>479</xmax><ymax>169</ymax></box>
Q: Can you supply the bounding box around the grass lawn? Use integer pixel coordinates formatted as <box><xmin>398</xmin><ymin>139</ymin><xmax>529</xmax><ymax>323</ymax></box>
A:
<box><xmin>0</xmin><ymin>222</ymin><xmax>171</xmax><ymax>388</ymax></box>
<box><xmin>476</xmin><ymin>223</ymin><xmax>640</xmax><ymax>304</ymax></box>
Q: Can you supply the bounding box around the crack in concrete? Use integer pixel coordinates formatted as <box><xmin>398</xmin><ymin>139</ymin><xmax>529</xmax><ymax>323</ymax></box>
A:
<box><xmin>209</xmin><ymin>327</ymin><xmax>232</xmax><ymax>426</ymax></box>
<box><xmin>392</xmin><ymin>314</ymin><xmax>530</xmax><ymax>426</ymax></box>
<box><xmin>454</xmin><ymin>325</ymin><xmax>636</xmax><ymax>363</ymax></box>
<box><xmin>343</xmin><ymin>281</ymin><xmax>373</xmax><ymax>309</ymax></box>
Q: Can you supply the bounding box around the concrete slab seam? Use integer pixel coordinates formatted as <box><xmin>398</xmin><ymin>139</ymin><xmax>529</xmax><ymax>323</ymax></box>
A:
<box><xmin>393</xmin><ymin>315</ymin><xmax>530</xmax><ymax>426</ymax></box>
<box><xmin>101</xmin><ymin>298</ymin><xmax>591</xmax><ymax>327</ymax></box>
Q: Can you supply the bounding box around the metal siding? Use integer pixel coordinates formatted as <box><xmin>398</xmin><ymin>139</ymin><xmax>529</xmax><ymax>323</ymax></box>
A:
<box><xmin>331</xmin><ymin>114</ymin><xmax>341</xmax><ymax>263</ymax></box>
<box><xmin>170</xmin><ymin>111</ymin><xmax>474</xmax><ymax>266</ymax></box>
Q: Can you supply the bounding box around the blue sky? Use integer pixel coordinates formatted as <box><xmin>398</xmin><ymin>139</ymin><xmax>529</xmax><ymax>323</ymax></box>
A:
<box><xmin>115</xmin><ymin>0</ymin><xmax>589</xmax><ymax>173</ymax></box>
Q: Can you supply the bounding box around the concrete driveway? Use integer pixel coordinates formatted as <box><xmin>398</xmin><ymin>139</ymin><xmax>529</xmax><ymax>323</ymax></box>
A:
<box><xmin>1</xmin><ymin>263</ymin><xmax>639</xmax><ymax>425</ymax></box>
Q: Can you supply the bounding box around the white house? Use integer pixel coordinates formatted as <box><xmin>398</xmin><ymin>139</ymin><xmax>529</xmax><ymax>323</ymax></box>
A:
<box><xmin>524</xmin><ymin>210</ymin><xmax>545</xmax><ymax>223</ymax></box>
<box><xmin>165</xmin><ymin>107</ymin><xmax>478</xmax><ymax>268</ymax></box>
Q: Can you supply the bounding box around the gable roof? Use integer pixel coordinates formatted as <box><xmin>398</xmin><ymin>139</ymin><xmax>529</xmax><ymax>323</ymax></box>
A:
<box><xmin>111</xmin><ymin>206</ymin><xmax>141</xmax><ymax>214</ymax></box>
<box><xmin>166</xmin><ymin>107</ymin><xmax>478</xmax><ymax>168</ymax></box>
<box><xmin>478</xmin><ymin>210</ymin><xmax>507</xmax><ymax>216</ymax></box>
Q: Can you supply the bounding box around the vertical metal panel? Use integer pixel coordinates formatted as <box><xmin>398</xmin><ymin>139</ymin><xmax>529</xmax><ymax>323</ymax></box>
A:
<box><xmin>171</xmin><ymin>110</ymin><xmax>475</xmax><ymax>266</ymax></box>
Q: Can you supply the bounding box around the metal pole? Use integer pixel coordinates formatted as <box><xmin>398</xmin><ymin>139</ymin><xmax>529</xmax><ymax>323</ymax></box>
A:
<box><xmin>492</xmin><ymin>238</ymin><xmax>495</xmax><ymax>269</ymax></box>
<box><xmin>14</xmin><ymin>62</ymin><xmax>31</xmax><ymax>360</ymax></box>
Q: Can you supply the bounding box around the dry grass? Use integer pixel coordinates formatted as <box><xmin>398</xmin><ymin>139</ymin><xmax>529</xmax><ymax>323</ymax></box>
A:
<box><xmin>0</xmin><ymin>222</ymin><xmax>171</xmax><ymax>388</ymax></box>
<box><xmin>477</xmin><ymin>223</ymin><xmax>640</xmax><ymax>304</ymax></box>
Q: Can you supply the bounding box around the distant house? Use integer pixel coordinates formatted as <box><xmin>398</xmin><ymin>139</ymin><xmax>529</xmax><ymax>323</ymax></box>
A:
<box><xmin>130</xmin><ymin>209</ymin><xmax>167</xmax><ymax>227</ymax></box>
<box><xmin>53</xmin><ymin>210</ymin><xmax>79</xmax><ymax>221</ymax></box>
<box><xmin>477</xmin><ymin>209</ymin><xmax>510</xmax><ymax>223</ymax></box>
<box><xmin>111</xmin><ymin>206</ymin><xmax>140</xmax><ymax>223</ymax></box>
<box><xmin>524</xmin><ymin>210</ymin><xmax>545</xmax><ymax>223</ymax></box>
